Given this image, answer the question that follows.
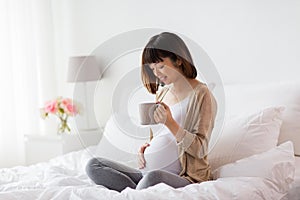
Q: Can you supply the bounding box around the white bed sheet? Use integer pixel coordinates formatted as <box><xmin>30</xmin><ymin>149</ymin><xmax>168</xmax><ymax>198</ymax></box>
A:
<box><xmin>282</xmin><ymin>156</ymin><xmax>300</xmax><ymax>200</ymax></box>
<box><xmin>0</xmin><ymin>146</ymin><xmax>292</xmax><ymax>200</ymax></box>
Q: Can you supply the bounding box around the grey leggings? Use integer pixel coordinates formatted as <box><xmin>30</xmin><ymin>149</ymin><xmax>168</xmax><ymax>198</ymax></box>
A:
<box><xmin>86</xmin><ymin>157</ymin><xmax>191</xmax><ymax>192</ymax></box>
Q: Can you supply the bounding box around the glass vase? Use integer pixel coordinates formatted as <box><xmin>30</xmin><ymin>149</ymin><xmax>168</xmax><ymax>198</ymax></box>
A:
<box><xmin>57</xmin><ymin>119</ymin><xmax>70</xmax><ymax>134</ymax></box>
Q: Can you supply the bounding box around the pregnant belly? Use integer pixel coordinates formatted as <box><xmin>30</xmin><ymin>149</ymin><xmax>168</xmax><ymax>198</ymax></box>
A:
<box><xmin>142</xmin><ymin>134</ymin><xmax>182</xmax><ymax>174</ymax></box>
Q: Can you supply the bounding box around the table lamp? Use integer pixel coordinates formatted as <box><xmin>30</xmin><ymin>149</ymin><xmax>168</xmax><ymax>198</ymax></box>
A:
<box><xmin>67</xmin><ymin>55</ymin><xmax>102</xmax><ymax>131</ymax></box>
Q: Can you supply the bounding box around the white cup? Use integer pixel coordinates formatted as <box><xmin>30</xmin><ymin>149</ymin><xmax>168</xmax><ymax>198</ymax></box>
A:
<box><xmin>139</xmin><ymin>102</ymin><xmax>158</xmax><ymax>125</ymax></box>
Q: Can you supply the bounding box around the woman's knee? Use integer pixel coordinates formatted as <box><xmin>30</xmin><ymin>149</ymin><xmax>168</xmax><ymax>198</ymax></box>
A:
<box><xmin>86</xmin><ymin>157</ymin><xmax>105</xmax><ymax>176</ymax></box>
<box><xmin>144</xmin><ymin>170</ymin><xmax>164</xmax><ymax>183</ymax></box>
<box><xmin>136</xmin><ymin>170</ymin><xmax>190</xmax><ymax>190</ymax></box>
<box><xmin>85</xmin><ymin>157</ymin><xmax>114</xmax><ymax>185</ymax></box>
<box><xmin>136</xmin><ymin>170</ymin><xmax>164</xmax><ymax>190</ymax></box>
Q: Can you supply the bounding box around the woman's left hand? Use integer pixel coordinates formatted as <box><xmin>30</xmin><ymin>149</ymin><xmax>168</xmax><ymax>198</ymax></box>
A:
<box><xmin>154</xmin><ymin>102</ymin><xmax>173</xmax><ymax>125</ymax></box>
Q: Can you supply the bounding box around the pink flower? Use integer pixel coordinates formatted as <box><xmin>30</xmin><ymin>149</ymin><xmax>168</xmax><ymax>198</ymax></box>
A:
<box><xmin>61</xmin><ymin>98</ymin><xmax>78</xmax><ymax>115</ymax></box>
<box><xmin>61</xmin><ymin>98</ymin><xmax>72</xmax><ymax>106</ymax></box>
<box><xmin>40</xmin><ymin>97</ymin><xmax>79</xmax><ymax>134</ymax></box>
<box><xmin>44</xmin><ymin>100</ymin><xmax>58</xmax><ymax>114</ymax></box>
<box><xmin>65</xmin><ymin>104</ymin><xmax>78</xmax><ymax>115</ymax></box>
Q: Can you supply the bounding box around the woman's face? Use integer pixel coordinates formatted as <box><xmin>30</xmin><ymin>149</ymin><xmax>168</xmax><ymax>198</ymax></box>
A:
<box><xmin>149</xmin><ymin>57</ymin><xmax>182</xmax><ymax>85</ymax></box>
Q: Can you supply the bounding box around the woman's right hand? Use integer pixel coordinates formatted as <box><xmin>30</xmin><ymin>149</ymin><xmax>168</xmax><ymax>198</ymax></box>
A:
<box><xmin>138</xmin><ymin>143</ymin><xmax>150</xmax><ymax>169</ymax></box>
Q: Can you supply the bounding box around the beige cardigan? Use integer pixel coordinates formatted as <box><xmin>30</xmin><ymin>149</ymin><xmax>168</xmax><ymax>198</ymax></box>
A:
<box><xmin>156</xmin><ymin>82</ymin><xmax>217</xmax><ymax>183</ymax></box>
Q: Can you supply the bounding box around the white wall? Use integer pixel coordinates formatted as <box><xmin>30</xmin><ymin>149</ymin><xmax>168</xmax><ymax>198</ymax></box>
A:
<box><xmin>51</xmin><ymin>0</ymin><xmax>300</xmax><ymax>126</ymax></box>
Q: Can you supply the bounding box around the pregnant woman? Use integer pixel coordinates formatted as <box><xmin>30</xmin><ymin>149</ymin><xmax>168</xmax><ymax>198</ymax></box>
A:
<box><xmin>86</xmin><ymin>32</ymin><xmax>217</xmax><ymax>192</ymax></box>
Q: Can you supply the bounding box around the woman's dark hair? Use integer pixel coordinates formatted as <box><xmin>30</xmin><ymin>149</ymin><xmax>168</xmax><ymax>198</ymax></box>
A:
<box><xmin>141</xmin><ymin>32</ymin><xmax>197</xmax><ymax>94</ymax></box>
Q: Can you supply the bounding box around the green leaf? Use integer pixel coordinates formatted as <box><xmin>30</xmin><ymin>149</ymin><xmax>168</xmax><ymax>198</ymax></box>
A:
<box><xmin>59</xmin><ymin>108</ymin><xmax>64</xmax><ymax>114</ymax></box>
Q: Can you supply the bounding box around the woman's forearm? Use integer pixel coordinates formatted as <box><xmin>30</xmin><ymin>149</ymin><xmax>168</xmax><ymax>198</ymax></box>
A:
<box><xmin>165</xmin><ymin>118</ymin><xmax>181</xmax><ymax>138</ymax></box>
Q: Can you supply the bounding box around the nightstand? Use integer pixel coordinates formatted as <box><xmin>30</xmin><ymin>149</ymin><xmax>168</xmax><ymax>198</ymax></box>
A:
<box><xmin>24</xmin><ymin>129</ymin><xmax>103</xmax><ymax>165</ymax></box>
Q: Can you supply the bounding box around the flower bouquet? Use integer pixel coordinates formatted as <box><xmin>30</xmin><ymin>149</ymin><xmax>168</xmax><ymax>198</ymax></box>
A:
<box><xmin>40</xmin><ymin>97</ymin><xmax>79</xmax><ymax>134</ymax></box>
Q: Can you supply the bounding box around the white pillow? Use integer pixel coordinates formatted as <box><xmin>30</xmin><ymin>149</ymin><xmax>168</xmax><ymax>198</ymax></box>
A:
<box><xmin>212</xmin><ymin>141</ymin><xmax>295</xmax><ymax>193</ymax></box>
<box><xmin>95</xmin><ymin>115</ymin><xmax>149</xmax><ymax>168</ymax></box>
<box><xmin>208</xmin><ymin>106</ymin><xmax>284</xmax><ymax>171</ymax></box>
<box><xmin>224</xmin><ymin>81</ymin><xmax>300</xmax><ymax>155</ymax></box>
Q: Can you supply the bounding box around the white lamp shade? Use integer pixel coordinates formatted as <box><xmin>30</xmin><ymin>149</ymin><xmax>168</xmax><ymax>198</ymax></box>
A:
<box><xmin>67</xmin><ymin>56</ymin><xmax>101</xmax><ymax>82</ymax></box>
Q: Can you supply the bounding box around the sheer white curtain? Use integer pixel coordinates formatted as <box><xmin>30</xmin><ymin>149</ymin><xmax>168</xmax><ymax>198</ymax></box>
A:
<box><xmin>0</xmin><ymin>0</ymin><xmax>56</xmax><ymax>167</ymax></box>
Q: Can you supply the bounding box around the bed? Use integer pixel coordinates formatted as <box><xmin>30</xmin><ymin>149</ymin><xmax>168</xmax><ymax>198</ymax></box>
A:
<box><xmin>0</xmin><ymin>81</ymin><xmax>299</xmax><ymax>199</ymax></box>
<box><xmin>283</xmin><ymin>157</ymin><xmax>300</xmax><ymax>200</ymax></box>
<box><xmin>0</xmin><ymin>144</ymin><xmax>298</xmax><ymax>199</ymax></box>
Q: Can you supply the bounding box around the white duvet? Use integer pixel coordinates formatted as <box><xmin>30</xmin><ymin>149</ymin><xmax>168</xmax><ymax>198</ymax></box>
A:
<box><xmin>0</xmin><ymin>146</ymin><xmax>288</xmax><ymax>200</ymax></box>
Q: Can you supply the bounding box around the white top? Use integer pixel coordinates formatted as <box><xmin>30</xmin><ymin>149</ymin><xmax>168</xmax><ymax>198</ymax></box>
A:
<box><xmin>141</xmin><ymin>96</ymin><xmax>190</xmax><ymax>174</ymax></box>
